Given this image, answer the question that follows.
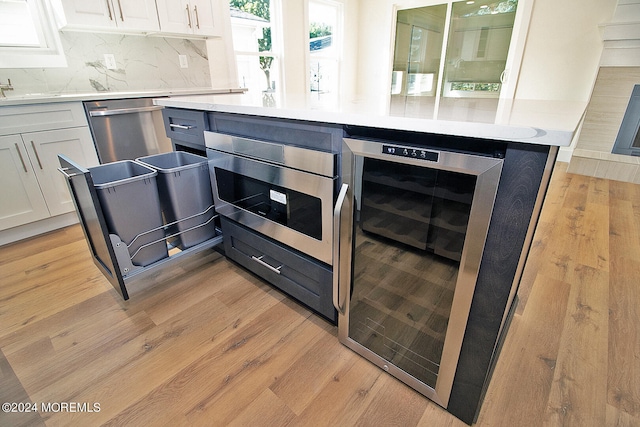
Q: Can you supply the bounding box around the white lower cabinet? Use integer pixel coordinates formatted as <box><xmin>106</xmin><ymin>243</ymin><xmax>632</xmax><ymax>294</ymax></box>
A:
<box><xmin>0</xmin><ymin>135</ymin><xmax>50</xmax><ymax>229</ymax></box>
<box><xmin>0</xmin><ymin>103</ymin><xmax>99</xmax><ymax>232</ymax></box>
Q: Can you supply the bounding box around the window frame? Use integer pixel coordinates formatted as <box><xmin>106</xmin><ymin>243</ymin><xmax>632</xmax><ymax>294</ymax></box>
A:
<box><xmin>0</xmin><ymin>0</ymin><xmax>67</xmax><ymax>68</ymax></box>
<box><xmin>229</xmin><ymin>0</ymin><xmax>282</xmax><ymax>100</ymax></box>
<box><xmin>307</xmin><ymin>0</ymin><xmax>343</xmax><ymax>106</ymax></box>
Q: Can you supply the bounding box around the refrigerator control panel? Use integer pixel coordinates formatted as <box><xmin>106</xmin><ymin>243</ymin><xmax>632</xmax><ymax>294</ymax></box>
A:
<box><xmin>382</xmin><ymin>144</ymin><xmax>439</xmax><ymax>162</ymax></box>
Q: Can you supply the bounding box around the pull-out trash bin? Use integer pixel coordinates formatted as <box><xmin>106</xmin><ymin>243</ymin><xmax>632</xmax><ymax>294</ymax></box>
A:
<box><xmin>89</xmin><ymin>160</ymin><xmax>168</xmax><ymax>267</ymax></box>
<box><xmin>137</xmin><ymin>152</ymin><xmax>216</xmax><ymax>249</ymax></box>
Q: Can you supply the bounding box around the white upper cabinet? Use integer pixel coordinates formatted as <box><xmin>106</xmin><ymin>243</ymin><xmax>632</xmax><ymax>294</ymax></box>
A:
<box><xmin>52</xmin><ymin>0</ymin><xmax>160</xmax><ymax>33</ymax></box>
<box><xmin>156</xmin><ymin>0</ymin><xmax>222</xmax><ymax>37</ymax></box>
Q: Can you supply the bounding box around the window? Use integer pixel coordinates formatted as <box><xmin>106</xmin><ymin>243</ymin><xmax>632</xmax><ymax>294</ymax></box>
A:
<box><xmin>229</xmin><ymin>0</ymin><xmax>281</xmax><ymax>105</ymax></box>
<box><xmin>308</xmin><ymin>0</ymin><xmax>341</xmax><ymax>108</ymax></box>
<box><xmin>0</xmin><ymin>0</ymin><xmax>66</xmax><ymax>68</ymax></box>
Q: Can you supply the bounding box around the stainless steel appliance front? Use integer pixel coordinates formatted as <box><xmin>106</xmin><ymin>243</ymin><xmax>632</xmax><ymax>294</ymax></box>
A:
<box><xmin>206</xmin><ymin>131</ymin><xmax>337</xmax><ymax>266</ymax></box>
<box><xmin>334</xmin><ymin>137</ymin><xmax>503</xmax><ymax>408</ymax></box>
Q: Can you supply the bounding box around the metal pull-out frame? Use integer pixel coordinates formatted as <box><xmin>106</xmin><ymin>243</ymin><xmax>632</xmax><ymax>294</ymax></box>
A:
<box><xmin>58</xmin><ymin>154</ymin><xmax>223</xmax><ymax>300</ymax></box>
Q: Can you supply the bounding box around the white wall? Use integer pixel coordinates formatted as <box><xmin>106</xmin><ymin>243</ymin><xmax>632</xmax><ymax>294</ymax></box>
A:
<box><xmin>514</xmin><ymin>0</ymin><xmax>617</xmax><ymax>101</ymax></box>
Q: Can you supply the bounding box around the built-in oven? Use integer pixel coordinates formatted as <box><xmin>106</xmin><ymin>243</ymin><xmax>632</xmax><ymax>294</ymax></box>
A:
<box><xmin>334</xmin><ymin>136</ymin><xmax>504</xmax><ymax>410</ymax></box>
<box><xmin>205</xmin><ymin>131</ymin><xmax>337</xmax><ymax>266</ymax></box>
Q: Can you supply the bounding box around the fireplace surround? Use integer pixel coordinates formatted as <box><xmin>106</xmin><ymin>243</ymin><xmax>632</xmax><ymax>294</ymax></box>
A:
<box><xmin>612</xmin><ymin>84</ymin><xmax>640</xmax><ymax>157</ymax></box>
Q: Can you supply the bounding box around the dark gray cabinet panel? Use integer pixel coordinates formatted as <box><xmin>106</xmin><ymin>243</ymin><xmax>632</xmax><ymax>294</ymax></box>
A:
<box><xmin>447</xmin><ymin>142</ymin><xmax>553</xmax><ymax>424</ymax></box>
<box><xmin>209</xmin><ymin>112</ymin><xmax>344</xmax><ymax>153</ymax></box>
<box><xmin>162</xmin><ymin>108</ymin><xmax>208</xmax><ymax>151</ymax></box>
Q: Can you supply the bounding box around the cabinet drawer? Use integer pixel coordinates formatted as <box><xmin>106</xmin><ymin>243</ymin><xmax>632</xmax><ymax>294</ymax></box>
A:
<box><xmin>0</xmin><ymin>102</ymin><xmax>88</xmax><ymax>136</ymax></box>
<box><xmin>221</xmin><ymin>217</ymin><xmax>336</xmax><ymax>323</ymax></box>
<box><xmin>162</xmin><ymin>108</ymin><xmax>208</xmax><ymax>148</ymax></box>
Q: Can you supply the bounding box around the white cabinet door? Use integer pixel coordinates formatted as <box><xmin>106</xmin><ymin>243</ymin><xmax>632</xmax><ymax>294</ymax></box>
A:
<box><xmin>156</xmin><ymin>0</ymin><xmax>191</xmax><ymax>34</ymax></box>
<box><xmin>156</xmin><ymin>0</ymin><xmax>221</xmax><ymax>36</ymax></box>
<box><xmin>115</xmin><ymin>0</ymin><xmax>160</xmax><ymax>32</ymax></box>
<box><xmin>24</xmin><ymin>127</ymin><xmax>100</xmax><ymax>217</ymax></box>
<box><xmin>0</xmin><ymin>136</ymin><xmax>50</xmax><ymax>230</ymax></box>
<box><xmin>190</xmin><ymin>0</ymin><xmax>221</xmax><ymax>37</ymax></box>
<box><xmin>55</xmin><ymin>0</ymin><xmax>159</xmax><ymax>32</ymax></box>
<box><xmin>57</xmin><ymin>0</ymin><xmax>117</xmax><ymax>29</ymax></box>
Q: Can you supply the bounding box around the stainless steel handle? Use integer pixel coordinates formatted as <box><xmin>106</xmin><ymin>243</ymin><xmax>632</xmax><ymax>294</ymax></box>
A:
<box><xmin>169</xmin><ymin>123</ymin><xmax>195</xmax><ymax>130</ymax></box>
<box><xmin>116</xmin><ymin>0</ymin><xmax>124</xmax><ymax>21</ymax></box>
<box><xmin>332</xmin><ymin>183</ymin><xmax>349</xmax><ymax>314</ymax></box>
<box><xmin>186</xmin><ymin>5</ymin><xmax>192</xmax><ymax>28</ymax></box>
<box><xmin>88</xmin><ymin>105</ymin><xmax>163</xmax><ymax>117</ymax></box>
<box><xmin>105</xmin><ymin>0</ymin><xmax>113</xmax><ymax>20</ymax></box>
<box><xmin>15</xmin><ymin>143</ymin><xmax>28</xmax><ymax>173</ymax></box>
<box><xmin>30</xmin><ymin>141</ymin><xmax>43</xmax><ymax>170</ymax></box>
<box><xmin>57</xmin><ymin>167</ymin><xmax>78</xmax><ymax>178</ymax></box>
<box><xmin>251</xmin><ymin>255</ymin><xmax>282</xmax><ymax>275</ymax></box>
<box><xmin>194</xmin><ymin>5</ymin><xmax>200</xmax><ymax>29</ymax></box>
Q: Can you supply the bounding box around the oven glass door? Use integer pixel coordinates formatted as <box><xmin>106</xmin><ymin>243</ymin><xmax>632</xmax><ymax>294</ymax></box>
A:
<box><xmin>209</xmin><ymin>150</ymin><xmax>336</xmax><ymax>265</ymax></box>
<box><xmin>336</xmin><ymin>138</ymin><xmax>503</xmax><ymax>407</ymax></box>
<box><xmin>215</xmin><ymin>168</ymin><xmax>322</xmax><ymax>240</ymax></box>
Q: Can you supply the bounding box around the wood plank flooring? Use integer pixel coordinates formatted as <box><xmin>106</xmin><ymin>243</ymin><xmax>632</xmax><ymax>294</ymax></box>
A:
<box><xmin>0</xmin><ymin>163</ymin><xmax>638</xmax><ymax>426</ymax></box>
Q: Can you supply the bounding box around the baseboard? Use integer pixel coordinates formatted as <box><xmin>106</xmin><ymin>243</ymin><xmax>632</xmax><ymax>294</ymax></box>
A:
<box><xmin>557</xmin><ymin>146</ymin><xmax>573</xmax><ymax>163</ymax></box>
<box><xmin>0</xmin><ymin>213</ymin><xmax>79</xmax><ymax>247</ymax></box>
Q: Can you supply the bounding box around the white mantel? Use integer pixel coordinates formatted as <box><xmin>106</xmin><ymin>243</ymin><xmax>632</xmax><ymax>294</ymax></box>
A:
<box><xmin>600</xmin><ymin>0</ymin><xmax>640</xmax><ymax>67</ymax></box>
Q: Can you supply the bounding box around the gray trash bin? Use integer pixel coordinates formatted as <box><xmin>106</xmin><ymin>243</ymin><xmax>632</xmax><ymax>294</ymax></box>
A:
<box><xmin>137</xmin><ymin>152</ymin><xmax>216</xmax><ymax>250</ymax></box>
<box><xmin>89</xmin><ymin>160</ymin><xmax>168</xmax><ymax>267</ymax></box>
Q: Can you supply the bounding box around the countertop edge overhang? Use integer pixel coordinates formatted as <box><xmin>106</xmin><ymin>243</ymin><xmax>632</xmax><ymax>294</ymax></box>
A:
<box><xmin>154</xmin><ymin>95</ymin><xmax>586</xmax><ymax>147</ymax></box>
<box><xmin>0</xmin><ymin>88</ymin><xmax>246</xmax><ymax>107</ymax></box>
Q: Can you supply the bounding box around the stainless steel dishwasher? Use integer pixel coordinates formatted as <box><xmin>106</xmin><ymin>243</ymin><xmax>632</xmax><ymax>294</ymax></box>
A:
<box><xmin>84</xmin><ymin>98</ymin><xmax>173</xmax><ymax>163</ymax></box>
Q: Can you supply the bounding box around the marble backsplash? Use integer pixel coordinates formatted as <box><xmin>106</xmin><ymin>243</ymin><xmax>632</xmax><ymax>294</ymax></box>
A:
<box><xmin>2</xmin><ymin>32</ymin><xmax>212</xmax><ymax>97</ymax></box>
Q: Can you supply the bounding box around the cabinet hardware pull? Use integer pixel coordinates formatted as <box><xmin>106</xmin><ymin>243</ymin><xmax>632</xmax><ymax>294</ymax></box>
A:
<box><xmin>332</xmin><ymin>183</ymin><xmax>349</xmax><ymax>314</ymax></box>
<box><xmin>15</xmin><ymin>143</ymin><xmax>28</xmax><ymax>173</ymax></box>
<box><xmin>116</xmin><ymin>0</ymin><xmax>124</xmax><ymax>21</ymax></box>
<box><xmin>105</xmin><ymin>0</ymin><xmax>113</xmax><ymax>20</ymax></box>
<box><xmin>89</xmin><ymin>105</ymin><xmax>163</xmax><ymax>117</ymax></box>
<box><xmin>30</xmin><ymin>141</ymin><xmax>43</xmax><ymax>170</ymax></box>
<box><xmin>57</xmin><ymin>167</ymin><xmax>78</xmax><ymax>178</ymax></box>
<box><xmin>194</xmin><ymin>5</ymin><xmax>200</xmax><ymax>29</ymax></box>
<box><xmin>186</xmin><ymin>5</ymin><xmax>192</xmax><ymax>28</ymax></box>
<box><xmin>169</xmin><ymin>123</ymin><xmax>195</xmax><ymax>130</ymax></box>
<box><xmin>251</xmin><ymin>255</ymin><xmax>282</xmax><ymax>275</ymax></box>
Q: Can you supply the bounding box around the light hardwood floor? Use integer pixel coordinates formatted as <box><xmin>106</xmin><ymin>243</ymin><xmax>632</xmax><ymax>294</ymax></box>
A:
<box><xmin>0</xmin><ymin>163</ymin><xmax>638</xmax><ymax>426</ymax></box>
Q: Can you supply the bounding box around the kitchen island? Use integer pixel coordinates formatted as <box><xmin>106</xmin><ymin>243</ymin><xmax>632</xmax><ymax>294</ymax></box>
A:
<box><xmin>151</xmin><ymin>93</ymin><xmax>584</xmax><ymax>425</ymax></box>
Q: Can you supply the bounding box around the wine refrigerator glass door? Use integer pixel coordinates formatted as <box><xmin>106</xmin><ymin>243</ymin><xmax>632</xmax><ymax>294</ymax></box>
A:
<box><xmin>336</xmin><ymin>138</ymin><xmax>503</xmax><ymax>408</ymax></box>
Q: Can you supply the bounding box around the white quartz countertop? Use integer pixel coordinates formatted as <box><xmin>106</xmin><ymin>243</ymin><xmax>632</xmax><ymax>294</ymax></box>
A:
<box><xmin>0</xmin><ymin>88</ymin><xmax>246</xmax><ymax>107</ymax></box>
<box><xmin>155</xmin><ymin>93</ymin><xmax>588</xmax><ymax>147</ymax></box>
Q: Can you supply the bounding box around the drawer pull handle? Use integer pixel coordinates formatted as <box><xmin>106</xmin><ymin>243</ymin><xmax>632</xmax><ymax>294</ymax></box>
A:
<box><xmin>116</xmin><ymin>0</ymin><xmax>123</xmax><ymax>20</ymax></box>
<box><xmin>169</xmin><ymin>123</ymin><xmax>195</xmax><ymax>130</ymax></box>
<box><xmin>186</xmin><ymin>4</ymin><xmax>192</xmax><ymax>28</ymax></box>
<box><xmin>15</xmin><ymin>143</ymin><xmax>28</xmax><ymax>173</ymax></box>
<box><xmin>30</xmin><ymin>141</ymin><xmax>43</xmax><ymax>170</ymax></box>
<box><xmin>105</xmin><ymin>0</ymin><xmax>113</xmax><ymax>20</ymax></box>
<box><xmin>251</xmin><ymin>255</ymin><xmax>282</xmax><ymax>274</ymax></box>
